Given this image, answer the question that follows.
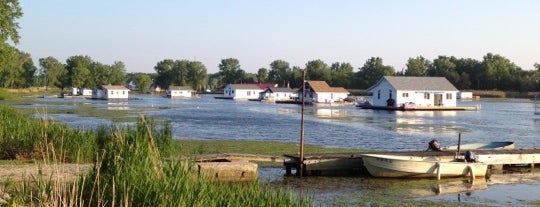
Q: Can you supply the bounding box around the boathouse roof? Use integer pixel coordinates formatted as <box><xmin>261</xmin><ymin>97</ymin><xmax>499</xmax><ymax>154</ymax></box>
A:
<box><xmin>102</xmin><ymin>85</ymin><xmax>129</xmax><ymax>90</ymax></box>
<box><xmin>306</xmin><ymin>81</ymin><xmax>349</xmax><ymax>93</ymax></box>
<box><xmin>368</xmin><ymin>76</ymin><xmax>458</xmax><ymax>91</ymax></box>
<box><xmin>263</xmin><ymin>87</ymin><xmax>296</xmax><ymax>93</ymax></box>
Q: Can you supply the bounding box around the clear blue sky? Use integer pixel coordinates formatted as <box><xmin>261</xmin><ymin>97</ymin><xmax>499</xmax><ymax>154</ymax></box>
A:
<box><xmin>17</xmin><ymin>0</ymin><xmax>540</xmax><ymax>73</ymax></box>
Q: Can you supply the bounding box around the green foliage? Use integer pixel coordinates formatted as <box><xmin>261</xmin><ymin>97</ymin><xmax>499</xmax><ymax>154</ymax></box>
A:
<box><xmin>0</xmin><ymin>105</ymin><xmax>96</xmax><ymax>162</ymax></box>
<box><xmin>269</xmin><ymin>60</ymin><xmax>291</xmax><ymax>87</ymax></box>
<box><xmin>404</xmin><ymin>56</ymin><xmax>430</xmax><ymax>76</ymax></box>
<box><xmin>218</xmin><ymin>58</ymin><xmax>246</xmax><ymax>84</ymax></box>
<box><xmin>330</xmin><ymin>62</ymin><xmax>354</xmax><ymax>88</ymax></box>
<box><xmin>0</xmin><ymin>88</ymin><xmax>16</xmax><ymax>100</ymax></box>
<box><xmin>0</xmin><ymin>44</ymin><xmax>36</xmax><ymax>88</ymax></box>
<box><xmin>133</xmin><ymin>72</ymin><xmax>152</xmax><ymax>92</ymax></box>
<box><xmin>154</xmin><ymin>59</ymin><xmax>208</xmax><ymax>91</ymax></box>
<box><xmin>0</xmin><ymin>0</ymin><xmax>22</xmax><ymax>44</ymax></box>
<box><xmin>39</xmin><ymin>56</ymin><xmax>68</xmax><ymax>90</ymax></box>
<box><xmin>257</xmin><ymin>67</ymin><xmax>269</xmax><ymax>83</ymax></box>
<box><xmin>354</xmin><ymin>57</ymin><xmax>395</xmax><ymax>89</ymax></box>
<box><xmin>82</xmin><ymin>115</ymin><xmax>311</xmax><ymax>207</ymax></box>
<box><xmin>305</xmin><ymin>59</ymin><xmax>332</xmax><ymax>82</ymax></box>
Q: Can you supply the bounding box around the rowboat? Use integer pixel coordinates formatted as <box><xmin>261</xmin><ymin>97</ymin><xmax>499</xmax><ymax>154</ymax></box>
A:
<box><xmin>443</xmin><ymin>141</ymin><xmax>514</xmax><ymax>150</ymax></box>
<box><xmin>362</xmin><ymin>154</ymin><xmax>488</xmax><ymax>179</ymax></box>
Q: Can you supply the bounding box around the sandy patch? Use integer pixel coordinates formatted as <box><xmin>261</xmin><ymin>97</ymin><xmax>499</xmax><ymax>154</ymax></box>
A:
<box><xmin>0</xmin><ymin>163</ymin><xmax>93</xmax><ymax>182</ymax></box>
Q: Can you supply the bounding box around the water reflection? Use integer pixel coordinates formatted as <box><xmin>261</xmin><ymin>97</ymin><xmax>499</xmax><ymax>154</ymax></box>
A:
<box><xmin>259</xmin><ymin>167</ymin><xmax>540</xmax><ymax>206</ymax></box>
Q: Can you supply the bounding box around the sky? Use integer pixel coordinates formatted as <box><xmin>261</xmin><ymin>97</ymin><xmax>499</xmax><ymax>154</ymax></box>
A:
<box><xmin>17</xmin><ymin>0</ymin><xmax>540</xmax><ymax>74</ymax></box>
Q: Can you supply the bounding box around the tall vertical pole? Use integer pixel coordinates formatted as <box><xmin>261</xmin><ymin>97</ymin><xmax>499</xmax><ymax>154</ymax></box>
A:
<box><xmin>299</xmin><ymin>69</ymin><xmax>306</xmax><ymax>176</ymax></box>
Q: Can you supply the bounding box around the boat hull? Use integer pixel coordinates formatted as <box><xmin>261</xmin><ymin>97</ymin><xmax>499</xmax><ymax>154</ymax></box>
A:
<box><xmin>443</xmin><ymin>142</ymin><xmax>514</xmax><ymax>150</ymax></box>
<box><xmin>362</xmin><ymin>154</ymin><xmax>488</xmax><ymax>178</ymax></box>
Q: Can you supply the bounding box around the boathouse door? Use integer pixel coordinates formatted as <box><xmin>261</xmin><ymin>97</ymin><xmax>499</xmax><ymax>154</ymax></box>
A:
<box><xmin>434</xmin><ymin>94</ymin><xmax>443</xmax><ymax>106</ymax></box>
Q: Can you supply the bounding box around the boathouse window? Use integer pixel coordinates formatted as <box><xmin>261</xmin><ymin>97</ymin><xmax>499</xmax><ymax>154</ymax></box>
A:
<box><xmin>424</xmin><ymin>93</ymin><xmax>430</xmax><ymax>99</ymax></box>
<box><xmin>402</xmin><ymin>93</ymin><xmax>409</xmax><ymax>98</ymax></box>
<box><xmin>377</xmin><ymin>90</ymin><xmax>381</xmax><ymax>99</ymax></box>
<box><xmin>446</xmin><ymin>93</ymin><xmax>452</xmax><ymax>99</ymax></box>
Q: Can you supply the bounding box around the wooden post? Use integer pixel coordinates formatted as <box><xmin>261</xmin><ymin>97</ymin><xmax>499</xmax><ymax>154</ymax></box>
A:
<box><xmin>457</xmin><ymin>133</ymin><xmax>462</xmax><ymax>155</ymax></box>
<box><xmin>299</xmin><ymin>70</ymin><xmax>306</xmax><ymax>177</ymax></box>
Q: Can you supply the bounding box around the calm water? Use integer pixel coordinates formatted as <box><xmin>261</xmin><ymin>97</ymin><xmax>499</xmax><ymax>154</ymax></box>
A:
<box><xmin>13</xmin><ymin>94</ymin><xmax>540</xmax><ymax>206</ymax></box>
<box><xmin>26</xmin><ymin>94</ymin><xmax>540</xmax><ymax>150</ymax></box>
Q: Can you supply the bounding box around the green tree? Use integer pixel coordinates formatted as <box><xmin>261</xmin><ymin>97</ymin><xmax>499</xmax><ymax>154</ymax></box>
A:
<box><xmin>0</xmin><ymin>0</ymin><xmax>22</xmax><ymax>44</ymax></box>
<box><xmin>427</xmin><ymin>56</ymin><xmax>460</xmax><ymax>86</ymax></box>
<box><xmin>354</xmin><ymin>57</ymin><xmax>395</xmax><ymax>89</ymax></box>
<box><xmin>109</xmin><ymin>61</ymin><xmax>127</xmax><ymax>85</ymax></box>
<box><xmin>154</xmin><ymin>59</ymin><xmax>175</xmax><ymax>89</ymax></box>
<box><xmin>134</xmin><ymin>73</ymin><xmax>152</xmax><ymax>93</ymax></box>
<box><xmin>66</xmin><ymin>55</ymin><xmax>93</xmax><ymax>88</ymax></box>
<box><xmin>0</xmin><ymin>0</ymin><xmax>24</xmax><ymax>88</ymax></box>
<box><xmin>305</xmin><ymin>59</ymin><xmax>331</xmax><ymax>82</ymax></box>
<box><xmin>0</xmin><ymin>47</ymin><xmax>35</xmax><ymax>88</ymax></box>
<box><xmin>404</xmin><ymin>56</ymin><xmax>430</xmax><ymax>76</ymax></box>
<box><xmin>289</xmin><ymin>66</ymin><xmax>304</xmax><ymax>88</ymax></box>
<box><xmin>453</xmin><ymin>58</ymin><xmax>480</xmax><ymax>90</ymax></box>
<box><xmin>330</xmin><ymin>62</ymin><xmax>354</xmax><ymax>88</ymax></box>
<box><xmin>256</xmin><ymin>68</ymin><xmax>269</xmax><ymax>83</ymax></box>
<box><xmin>480</xmin><ymin>53</ymin><xmax>520</xmax><ymax>90</ymax></box>
<box><xmin>269</xmin><ymin>60</ymin><xmax>291</xmax><ymax>86</ymax></box>
<box><xmin>218</xmin><ymin>58</ymin><xmax>244</xmax><ymax>84</ymax></box>
<box><xmin>186</xmin><ymin>61</ymin><xmax>208</xmax><ymax>91</ymax></box>
<box><xmin>39</xmin><ymin>56</ymin><xmax>67</xmax><ymax>90</ymax></box>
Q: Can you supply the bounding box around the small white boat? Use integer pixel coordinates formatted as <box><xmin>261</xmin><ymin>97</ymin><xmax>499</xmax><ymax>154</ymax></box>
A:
<box><xmin>443</xmin><ymin>141</ymin><xmax>514</xmax><ymax>150</ymax></box>
<box><xmin>362</xmin><ymin>154</ymin><xmax>488</xmax><ymax>179</ymax></box>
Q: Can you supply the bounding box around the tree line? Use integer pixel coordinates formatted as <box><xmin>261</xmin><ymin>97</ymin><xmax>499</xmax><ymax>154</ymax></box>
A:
<box><xmin>1</xmin><ymin>1</ymin><xmax>539</xmax><ymax>92</ymax></box>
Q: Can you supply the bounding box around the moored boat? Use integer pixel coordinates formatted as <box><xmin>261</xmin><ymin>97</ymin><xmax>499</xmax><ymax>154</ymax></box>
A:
<box><xmin>443</xmin><ymin>141</ymin><xmax>514</xmax><ymax>150</ymax></box>
<box><xmin>362</xmin><ymin>154</ymin><xmax>488</xmax><ymax>179</ymax></box>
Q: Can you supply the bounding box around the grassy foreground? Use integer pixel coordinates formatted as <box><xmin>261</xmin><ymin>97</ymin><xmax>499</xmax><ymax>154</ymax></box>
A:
<box><xmin>0</xmin><ymin>104</ymin><xmax>312</xmax><ymax>206</ymax></box>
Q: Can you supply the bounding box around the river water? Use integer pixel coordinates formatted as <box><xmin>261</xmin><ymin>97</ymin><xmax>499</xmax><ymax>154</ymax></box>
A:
<box><xmin>13</xmin><ymin>94</ymin><xmax>540</xmax><ymax>206</ymax></box>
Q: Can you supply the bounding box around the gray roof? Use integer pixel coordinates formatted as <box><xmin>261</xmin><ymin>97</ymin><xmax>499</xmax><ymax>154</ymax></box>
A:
<box><xmin>369</xmin><ymin>76</ymin><xmax>458</xmax><ymax>91</ymax></box>
<box><xmin>265</xmin><ymin>87</ymin><xmax>296</xmax><ymax>93</ymax></box>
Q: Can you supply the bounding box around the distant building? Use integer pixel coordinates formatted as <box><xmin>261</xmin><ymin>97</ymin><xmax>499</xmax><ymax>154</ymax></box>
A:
<box><xmin>167</xmin><ymin>86</ymin><xmax>196</xmax><ymax>98</ymax></box>
<box><xmin>78</xmin><ymin>88</ymin><xmax>92</xmax><ymax>96</ymax></box>
<box><xmin>457</xmin><ymin>91</ymin><xmax>473</xmax><ymax>99</ymax></box>
<box><xmin>223</xmin><ymin>83</ymin><xmax>277</xmax><ymax>99</ymax></box>
<box><xmin>367</xmin><ymin>76</ymin><xmax>458</xmax><ymax>107</ymax></box>
<box><xmin>258</xmin><ymin>87</ymin><xmax>297</xmax><ymax>101</ymax></box>
<box><xmin>92</xmin><ymin>85</ymin><xmax>129</xmax><ymax>100</ymax></box>
<box><xmin>298</xmin><ymin>81</ymin><xmax>349</xmax><ymax>103</ymax></box>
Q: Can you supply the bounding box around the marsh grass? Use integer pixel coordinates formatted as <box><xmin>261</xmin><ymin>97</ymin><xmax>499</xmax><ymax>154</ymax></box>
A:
<box><xmin>1</xmin><ymin>104</ymin><xmax>312</xmax><ymax>206</ymax></box>
<box><xmin>173</xmin><ymin>140</ymin><xmax>362</xmax><ymax>157</ymax></box>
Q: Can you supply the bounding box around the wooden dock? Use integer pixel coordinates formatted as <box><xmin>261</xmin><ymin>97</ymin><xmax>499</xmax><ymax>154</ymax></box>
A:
<box><xmin>284</xmin><ymin>149</ymin><xmax>540</xmax><ymax>176</ymax></box>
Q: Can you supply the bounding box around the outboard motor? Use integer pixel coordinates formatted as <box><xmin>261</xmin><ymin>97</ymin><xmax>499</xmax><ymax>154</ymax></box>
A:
<box><xmin>428</xmin><ymin>139</ymin><xmax>441</xmax><ymax>151</ymax></box>
<box><xmin>465</xmin><ymin>150</ymin><xmax>476</xmax><ymax>162</ymax></box>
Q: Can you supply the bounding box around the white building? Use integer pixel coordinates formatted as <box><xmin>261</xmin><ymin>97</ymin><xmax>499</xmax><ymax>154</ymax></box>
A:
<box><xmin>298</xmin><ymin>81</ymin><xmax>349</xmax><ymax>103</ymax></box>
<box><xmin>167</xmin><ymin>86</ymin><xmax>196</xmax><ymax>98</ymax></box>
<box><xmin>367</xmin><ymin>76</ymin><xmax>458</xmax><ymax>107</ymax></box>
<box><xmin>223</xmin><ymin>83</ymin><xmax>277</xmax><ymax>99</ymax></box>
<box><xmin>92</xmin><ymin>85</ymin><xmax>130</xmax><ymax>100</ymax></box>
<box><xmin>258</xmin><ymin>87</ymin><xmax>297</xmax><ymax>101</ymax></box>
<box><xmin>78</xmin><ymin>88</ymin><xmax>92</xmax><ymax>96</ymax></box>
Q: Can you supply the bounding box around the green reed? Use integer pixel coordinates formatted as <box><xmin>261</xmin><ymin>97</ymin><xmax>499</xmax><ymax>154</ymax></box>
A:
<box><xmin>1</xmin><ymin>104</ymin><xmax>312</xmax><ymax>206</ymax></box>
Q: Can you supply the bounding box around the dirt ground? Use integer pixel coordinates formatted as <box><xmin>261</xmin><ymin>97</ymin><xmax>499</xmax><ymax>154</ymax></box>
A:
<box><xmin>0</xmin><ymin>163</ymin><xmax>93</xmax><ymax>182</ymax></box>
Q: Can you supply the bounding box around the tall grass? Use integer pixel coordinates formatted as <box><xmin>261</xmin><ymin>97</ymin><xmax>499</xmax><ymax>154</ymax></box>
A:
<box><xmin>1</xmin><ymin>105</ymin><xmax>312</xmax><ymax>206</ymax></box>
<box><xmin>0</xmin><ymin>105</ymin><xmax>96</xmax><ymax>162</ymax></box>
